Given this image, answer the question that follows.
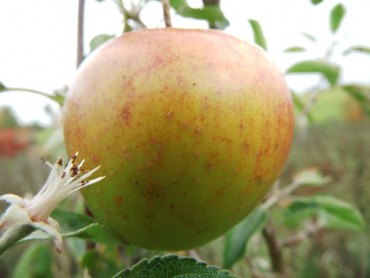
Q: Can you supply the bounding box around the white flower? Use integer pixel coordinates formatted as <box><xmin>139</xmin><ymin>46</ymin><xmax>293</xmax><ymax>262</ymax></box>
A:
<box><xmin>0</xmin><ymin>152</ymin><xmax>105</xmax><ymax>253</ymax></box>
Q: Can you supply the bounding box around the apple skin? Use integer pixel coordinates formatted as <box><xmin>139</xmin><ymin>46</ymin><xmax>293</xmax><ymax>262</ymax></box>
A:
<box><xmin>63</xmin><ymin>28</ymin><xmax>294</xmax><ymax>251</ymax></box>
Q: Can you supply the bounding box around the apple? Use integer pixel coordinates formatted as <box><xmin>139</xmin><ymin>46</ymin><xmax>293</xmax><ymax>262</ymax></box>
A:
<box><xmin>63</xmin><ymin>28</ymin><xmax>294</xmax><ymax>251</ymax></box>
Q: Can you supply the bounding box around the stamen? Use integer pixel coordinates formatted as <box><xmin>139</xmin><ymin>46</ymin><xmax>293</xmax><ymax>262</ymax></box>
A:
<box><xmin>41</xmin><ymin>156</ymin><xmax>47</xmax><ymax>163</ymax></box>
<box><xmin>57</xmin><ymin>157</ymin><xmax>63</xmax><ymax>166</ymax></box>
<box><xmin>71</xmin><ymin>164</ymin><xmax>79</xmax><ymax>177</ymax></box>
<box><xmin>71</xmin><ymin>152</ymin><xmax>78</xmax><ymax>163</ymax></box>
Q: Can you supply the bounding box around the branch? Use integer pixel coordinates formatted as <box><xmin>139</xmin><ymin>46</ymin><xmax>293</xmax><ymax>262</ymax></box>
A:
<box><xmin>262</xmin><ymin>220</ymin><xmax>285</xmax><ymax>275</ymax></box>
<box><xmin>161</xmin><ymin>0</ymin><xmax>172</xmax><ymax>27</ymax></box>
<box><xmin>281</xmin><ymin>223</ymin><xmax>321</xmax><ymax>248</ymax></box>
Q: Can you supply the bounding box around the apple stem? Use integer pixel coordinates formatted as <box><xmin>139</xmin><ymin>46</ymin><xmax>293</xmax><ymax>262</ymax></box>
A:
<box><xmin>161</xmin><ymin>0</ymin><xmax>172</xmax><ymax>27</ymax></box>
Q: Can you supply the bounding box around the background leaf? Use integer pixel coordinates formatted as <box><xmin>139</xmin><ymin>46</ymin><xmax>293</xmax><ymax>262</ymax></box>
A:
<box><xmin>301</xmin><ymin>32</ymin><xmax>316</xmax><ymax>42</ymax></box>
<box><xmin>284</xmin><ymin>47</ymin><xmax>306</xmax><ymax>52</ymax></box>
<box><xmin>90</xmin><ymin>34</ymin><xmax>115</xmax><ymax>52</ymax></box>
<box><xmin>166</xmin><ymin>0</ymin><xmax>229</xmax><ymax>29</ymax></box>
<box><xmin>114</xmin><ymin>255</ymin><xmax>236</xmax><ymax>278</ymax></box>
<box><xmin>249</xmin><ymin>20</ymin><xmax>267</xmax><ymax>51</ymax></box>
<box><xmin>284</xmin><ymin>195</ymin><xmax>365</xmax><ymax>232</ymax></box>
<box><xmin>286</xmin><ymin>60</ymin><xmax>340</xmax><ymax>85</ymax></box>
<box><xmin>311</xmin><ymin>195</ymin><xmax>365</xmax><ymax>231</ymax></box>
<box><xmin>311</xmin><ymin>0</ymin><xmax>324</xmax><ymax>5</ymax></box>
<box><xmin>13</xmin><ymin>243</ymin><xmax>53</xmax><ymax>278</ymax></box>
<box><xmin>284</xmin><ymin>201</ymin><xmax>321</xmax><ymax>228</ymax></box>
<box><xmin>342</xmin><ymin>46</ymin><xmax>370</xmax><ymax>56</ymax></box>
<box><xmin>330</xmin><ymin>3</ymin><xmax>346</xmax><ymax>33</ymax></box>
<box><xmin>317</xmin><ymin>210</ymin><xmax>364</xmax><ymax>232</ymax></box>
<box><xmin>223</xmin><ymin>206</ymin><xmax>266</xmax><ymax>269</ymax></box>
<box><xmin>82</xmin><ymin>247</ymin><xmax>124</xmax><ymax>278</ymax></box>
<box><xmin>292</xmin><ymin>168</ymin><xmax>332</xmax><ymax>186</ymax></box>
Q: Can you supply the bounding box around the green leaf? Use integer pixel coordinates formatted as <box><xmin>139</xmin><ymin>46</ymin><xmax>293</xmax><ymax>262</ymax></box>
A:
<box><xmin>286</xmin><ymin>60</ymin><xmax>340</xmax><ymax>85</ymax></box>
<box><xmin>20</xmin><ymin>209</ymin><xmax>127</xmax><ymax>246</ymax></box>
<box><xmin>167</xmin><ymin>0</ymin><xmax>229</xmax><ymax>29</ymax></box>
<box><xmin>317</xmin><ymin>210</ymin><xmax>364</xmax><ymax>232</ymax></box>
<box><xmin>301</xmin><ymin>32</ymin><xmax>316</xmax><ymax>42</ymax></box>
<box><xmin>284</xmin><ymin>47</ymin><xmax>306</xmax><ymax>52</ymax></box>
<box><xmin>249</xmin><ymin>20</ymin><xmax>267</xmax><ymax>51</ymax></box>
<box><xmin>293</xmin><ymin>168</ymin><xmax>332</xmax><ymax>187</ymax></box>
<box><xmin>311</xmin><ymin>0</ymin><xmax>324</xmax><ymax>5</ymax></box>
<box><xmin>0</xmin><ymin>106</ymin><xmax>20</xmax><ymax>128</ymax></box>
<box><xmin>114</xmin><ymin>255</ymin><xmax>236</xmax><ymax>278</ymax></box>
<box><xmin>0</xmin><ymin>82</ymin><xmax>6</xmax><ymax>90</ymax></box>
<box><xmin>330</xmin><ymin>3</ymin><xmax>346</xmax><ymax>33</ymax></box>
<box><xmin>90</xmin><ymin>34</ymin><xmax>115</xmax><ymax>52</ymax></box>
<box><xmin>83</xmin><ymin>246</ymin><xmax>125</xmax><ymax>278</ymax></box>
<box><xmin>342</xmin><ymin>46</ymin><xmax>370</xmax><ymax>56</ymax></box>
<box><xmin>285</xmin><ymin>195</ymin><xmax>365</xmax><ymax>232</ymax></box>
<box><xmin>342</xmin><ymin>85</ymin><xmax>370</xmax><ymax>118</ymax></box>
<box><xmin>82</xmin><ymin>249</ymin><xmax>100</xmax><ymax>271</ymax></box>
<box><xmin>284</xmin><ymin>201</ymin><xmax>321</xmax><ymax>228</ymax></box>
<box><xmin>223</xmin><ymin>206</ymin><xmax>266</xmax><ymax>269</ymax></box>
<box><xmin>311</xmin><ymin>195</ymin><xmax>365</xmax><ymax>232</ymax></box>
<box><xmin>13</xmin><ymin>242</ymin><xmax>53</xmax><ymax>278</ymax></box>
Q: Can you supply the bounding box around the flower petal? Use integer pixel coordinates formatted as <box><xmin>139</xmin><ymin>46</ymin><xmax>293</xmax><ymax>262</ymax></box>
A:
<box><xmin>32</xmin><ymin>220</ymin><xmax>63</xmax><ymax>253</ymax></box>
<box><xmin>0</xmin><ymin>194</ymin><xmax>26</xmax><ymax>206</ymax></box>
<box><xmin>0</xmin><ymin>205</ymin><xmax>31</xmax><ymax>229</ymax></box>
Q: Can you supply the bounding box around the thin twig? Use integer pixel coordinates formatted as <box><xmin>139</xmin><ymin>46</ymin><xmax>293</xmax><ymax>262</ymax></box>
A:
<box><xmin>295</xmin><ymin>84</ymin><xmax>321</xmax><ymax>122</ymax></box>
<box><xmin>0</xmin><ymin>87</ymin><xmax>64</xmax><ymax>106</ymax></box>
<box><xmin>281</xmin><ymin>223</ymin><xmax>321</xmax><ymax>247</ymax></box>
<box><xmin>77</xmin><ymin>0</ymin><xmax>85</xmax><ymax>67</ymax></box>
<box><xmin>161</xmin><ymin>0</ymin><xmax>172</xmax><ymax>27</ymax></box>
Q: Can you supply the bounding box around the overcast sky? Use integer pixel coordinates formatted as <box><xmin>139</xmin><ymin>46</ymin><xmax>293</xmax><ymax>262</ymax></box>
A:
<box><xmin>0</xmin><ymin>0</ymin><xmax>369</xmax><ymax>126</ymax></box>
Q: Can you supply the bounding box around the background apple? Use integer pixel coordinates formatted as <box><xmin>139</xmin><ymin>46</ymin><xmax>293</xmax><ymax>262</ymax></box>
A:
<box><xmin>63</xmin><ymin>28</ymin><xmax>294</xmax><ymax>251</ymax></box>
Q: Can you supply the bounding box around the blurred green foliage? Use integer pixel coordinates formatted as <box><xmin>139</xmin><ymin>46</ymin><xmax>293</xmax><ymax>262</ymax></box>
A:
<box><xmin>0</xmin><ymin>107</ymin><xmax>19</xmax><ymax>129</ymax></box>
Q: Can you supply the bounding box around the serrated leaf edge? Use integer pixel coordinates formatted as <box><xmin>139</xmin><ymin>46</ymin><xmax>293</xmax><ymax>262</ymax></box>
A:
<box><xmin>115</xmin><ymin>255</ymin><xmax>236</xmax><ymax>278</ymax></box>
